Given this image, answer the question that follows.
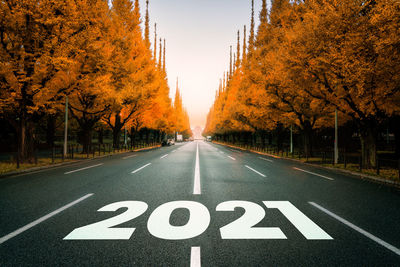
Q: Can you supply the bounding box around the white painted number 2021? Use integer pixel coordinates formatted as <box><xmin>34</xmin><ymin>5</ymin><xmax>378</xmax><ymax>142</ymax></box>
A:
<box><xmin>64</xmin><ymin>201</ymin><xmax>332</xmax><ymax>240</ymax></box>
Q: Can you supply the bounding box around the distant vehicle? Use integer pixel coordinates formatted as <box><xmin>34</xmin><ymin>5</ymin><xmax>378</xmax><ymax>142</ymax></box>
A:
<box><xmin>162</xmin><ymin>139</ymin><xmax>175</xmax><ymax>146</ymax></box>
<box><xmin>206</xmin><ymin>136</ymin><xmax>212</xmax><ymax>142</ymax></box>
<box><xmin>167</xmin><ymin>139</ymin><xmax>175</xmax><ymax>146</ymax></box>
<box><xmin>177</xmin><ymin>135</ymin><xmax>183</xmax><ymax>142</ymax></box>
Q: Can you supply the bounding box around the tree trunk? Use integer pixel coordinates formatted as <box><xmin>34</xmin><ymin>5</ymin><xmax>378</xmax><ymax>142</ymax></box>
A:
<box><xmin>16</xmin><ymin>117</ymin><xmax>35</xmax><ymax>163</ymax></box>
<box><xmin>146</xmin><ymin>129</ymin><xmax>150</xmax><ymax>144</ymax></box>
<box><xmin>130</xmin><ymin>128</ymin><xmax>135</xmax><ymax>148</ymax></box>
<box><xmin>261</xmin><ymin>131</ymin><xmax>266</xmax><ymax>149</ymax></box>
<box><xmin>112</xmin><ymin>114</ymin><xmax>122</xmax><ymax>149</ymax></box>
<box><xmin>46</xmin><ymin>115</ymin><xmax>56</xmax><ymax>148</ymax></box>
<box><xmin>276</xmin><ymin>124</ymin><xmax>284</xmax><ymax>151</ymax></box>
<box><xmin>359</xmin><ymin>125</ymin><xmax>377</xmax><ymax>168</ymax></box>
<box><xmin>81</xmin><ymin>127</ymin><xmax>93</xmax><ymax>154</ymax></box>
<box><xmin>302</xmin><ymin>121</ymin><xmax>313</xmax><ymax>158</ymax></box>
<box><xmin>390</xmin><ymin>116</ymin><xmax>400</xmax><ymax>158</ymax></box>
<box><xmin>98</xmin><ymin>128</ymin><xmax>104</xmax><ymax>145</ymax></box>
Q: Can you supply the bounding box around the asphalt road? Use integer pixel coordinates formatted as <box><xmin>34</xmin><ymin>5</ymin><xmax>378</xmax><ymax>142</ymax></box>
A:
<box><xmin>1</xmin><ymin>141</ymin><xmax>399</xmax><ymax>266</ymax></box>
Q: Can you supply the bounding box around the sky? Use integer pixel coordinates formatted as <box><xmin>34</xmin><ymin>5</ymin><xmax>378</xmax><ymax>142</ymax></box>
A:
<box><xmin>138</xmin><ymin>0</ymin><xmax>263</xmax><ymax>129</ymax></box>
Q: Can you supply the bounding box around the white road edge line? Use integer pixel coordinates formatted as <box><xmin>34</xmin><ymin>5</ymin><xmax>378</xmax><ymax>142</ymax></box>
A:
<box><xmin>131</xmin><ymin>163</ymin><xmax>151</xmax><ymax>174</ymax></box>
<box><xmin>0</xmin><ymin>193</ymin><xmax>94</xmax><ymax>245</ymax></box>
<box><xmin>190</xmin><ymin>247</ymin><xmax>201</xmax><ymax>267</ymax></box>
<box><xmin>228</xmin><ymin>156</ymin><xmax>236</xmax><ymax>161</ymax></box>
<box><xmin>258</xmin><ymin>157</ymin><xmax>273</xmax><ymax>162</ymax></box>
<box><xmin>122</xmin><ymin>154</ymin><xmax>137</xmax><ymax>160</ymax></box>
<box><xmin>160</xmin><ymin>154</ymin><xmax>169</xmax><ymax>159</ymax></box>
<box><xmin>245</xmin><ymin>165</ymin><xmax>266</xmax><ymax>177</ymax></box>
<box><xmin>293</xmin><ymin>167</ymin><xmax>334</xmax><ymax>181</ymax></box>
<box><xmin>64</xmin><ymin>164</ymin><xmax>103</xmax><ymax>175</ymax></box>
<box><xmin>309</xmin><ymin>202</ymin><xmax>400</xmax><ymax>256</ymax></box>
<box><xmin>193</xmin><ymin>142</ymin><xmax>201</xmax><ymax>195</ymax></box>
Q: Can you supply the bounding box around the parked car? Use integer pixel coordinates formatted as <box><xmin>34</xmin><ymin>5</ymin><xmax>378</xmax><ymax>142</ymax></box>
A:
<box><xmin>167</xmin><ymin>139</ymin><xmax>175</xmax><ymax>146</ymax></box>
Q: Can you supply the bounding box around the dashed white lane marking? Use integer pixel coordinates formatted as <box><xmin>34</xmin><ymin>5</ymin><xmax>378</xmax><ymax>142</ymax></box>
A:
<box><xmin>309</xmin><ymin>202</ymin><xmax>400</xmax><ymax>256</ymax></box>
<box><xmin>131</xmin><ymin>163</ymin><xmax>151</xmax><ymax>174</ymax></box>
<box><xmin>160</xmin><ymin>154</ymin><xmax>169</xmax><ymax>159</ymax></box>
<box><xmin>122</xmin><ymin>154</ymin><xmax>137</xmax><ymax>160</ymax></box>
<box><xmin>245</xmin><ymin>165</ymin><xmax>266</xmax><ymax>177</ymax></box>
<box><xmin>64</xmin><ymin>164</ymin><xmax>104</xmax><ymax>175</ymax></box>
<box><xmin>0</xmin><ymin>193</ymin><xmax>94</xmax><ymax>244</ymax></box>
<box><xmin>228</xmin><ymin>156</ymin><xmax>236</xmax><ymax>161</ymax></box>
<box><xmin>190</xmin><ymin>247</ymin><xmax>201</xmax><ymax>267</ymax></box>
<box><xmin>172</xmin><ymin>150</ymin><xmax>177</xmax><ymax>153</ymax></box>
<box><xmin>293</xmin><ymin>167</ymin><xmax>334</xmax><ymax>181</ymax></box>
<box><xmin>193</xmin><ymin>143</ymin><xmax>201</xmax><ymax>195</ymax></box>
<box><xmin>258</xmin><ymin>157</ymin><xmax>273</xmax><ymax>162</ymax></box>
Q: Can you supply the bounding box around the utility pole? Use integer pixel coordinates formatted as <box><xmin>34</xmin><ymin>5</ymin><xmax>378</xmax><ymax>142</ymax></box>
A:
<box><xmin>63</xmin><ymin>96</ymin><xmax>69</xmax><ymax>158</ymax></box>
<box><xmin>290</xmin><ymin>124</ymin><xmax>293</xmax><ymax>154</ymax></box>
<box><xmin>124</xmin><ymin>124</ymin><xmax>127</xmax><ymax>148</ymax></box>
<box><xmin>334</xmin><ymin>109</ymin><xmax>338</xmax><ymax>164</ymax></box>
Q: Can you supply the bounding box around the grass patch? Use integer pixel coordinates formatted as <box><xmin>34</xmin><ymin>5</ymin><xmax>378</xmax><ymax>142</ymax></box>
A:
<box><xmin>0</xmin><ymin>158</ymin><xmax>70</xmax><ymax>175</ymax></box>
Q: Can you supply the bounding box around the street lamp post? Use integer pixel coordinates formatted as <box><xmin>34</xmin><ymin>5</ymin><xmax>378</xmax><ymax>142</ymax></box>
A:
<box><xmin>334</xmin><ymin>109</ymin><xmax>338</xmax><ymax>164</ymax></box>
<box><xmin>63</xmin><ymin>96</ymin><xmax>69</xmax><ymax>158</ymax></box>
<box><xmin>124</xmin><ymin>124</ymin><xmax>127</xmax><ymax>148</ymax></box>
<box><xmin>290</xmin><ymin>124</ymin><xmax>293</xmax><ymax>154</ymax></box>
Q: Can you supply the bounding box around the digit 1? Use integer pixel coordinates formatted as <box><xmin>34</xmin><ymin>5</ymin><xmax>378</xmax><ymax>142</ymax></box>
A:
<box><xmin>263</xmin><ymin>201</ymin><xmax>333</xmax><ymax>240</ymax></box>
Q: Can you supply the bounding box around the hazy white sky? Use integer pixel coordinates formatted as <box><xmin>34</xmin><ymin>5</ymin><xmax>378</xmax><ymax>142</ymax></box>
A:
<box><xmin>139</xmin><ymin>0</ymin><xmax>263</xmax><ymax>128</ymax></box>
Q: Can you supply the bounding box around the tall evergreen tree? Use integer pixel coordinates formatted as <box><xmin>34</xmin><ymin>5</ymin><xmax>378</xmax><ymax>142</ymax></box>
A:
<box><xmin>144</xmin><ymin>0</ymin><xmax>150</xmax><ymax>48</ymax></box>
<box><xmin>229</xmin><ymin>45</ymin><xmax>233</xmax><ymax>78</ymax></box>
<box><xmin>243</xmin><ymin>25</ymin><xmax>247</xmax><ymax>64</ymax></box>
<box><xmin>158</xmin><ymin>38</ymin><xmax>162</xmax><ymax>69</ymax></box>
<box><xmin>153</xmin><ymin>23</ymin><xmax>157</xmax><ymax>60</ymax></box>
<box><xmin>163</xmin><ymin>39</ymin><xmax>166</xmax><ymax>73</ymax></box>
<box><xmin>248</xmin><ymin>0</ymin><xmax>255</xmax><ymax>54</ymax></box>
<box><xmin>236</xmin><ymin>30</ymin><xmax>241</xmax><ymax>68</ymax></box>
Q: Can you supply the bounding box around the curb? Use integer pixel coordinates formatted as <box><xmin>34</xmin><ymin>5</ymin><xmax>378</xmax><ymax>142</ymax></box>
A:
<box><xmin>0</xmin><ymin>145</ymin><xmax>161</xmax><ymax>179</ymax></box>
<box><xmin>214</xmin><ymin>142</ymin><xmax>400</xmax><ymax>189</ymax></box>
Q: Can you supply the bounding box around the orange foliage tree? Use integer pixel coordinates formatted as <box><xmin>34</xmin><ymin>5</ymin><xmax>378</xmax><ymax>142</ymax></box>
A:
<box><xmin>205</xmin><ymin>0</ymin><xmax>400</xmax><ymax>165</ymax></box>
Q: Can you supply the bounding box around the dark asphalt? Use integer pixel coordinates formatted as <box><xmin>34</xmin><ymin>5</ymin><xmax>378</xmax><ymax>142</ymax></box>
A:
<box><xmin>1</xmin><ymin>141</ymin><xmax>399</xmax><ymax>266</ymax></box>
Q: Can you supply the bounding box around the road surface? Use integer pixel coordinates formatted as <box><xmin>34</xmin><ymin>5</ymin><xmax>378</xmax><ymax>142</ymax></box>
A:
<box><xmin>1</xmin><ymin>141</ymin><xmax>399</xmax><ymax>266</ymax></box>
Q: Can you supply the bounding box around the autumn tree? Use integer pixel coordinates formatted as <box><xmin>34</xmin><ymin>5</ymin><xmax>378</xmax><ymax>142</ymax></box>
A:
<box><xmin>287</xmin><ymin>0</ymin><xmax>400</xmax><ymax>166</ymax></box>
<box><xmin>102</xmin><ymin>0</ymin><xmax>157</xmax><ymax>149</ymax></box>
<box><xmin>0</xmin><ymin>0</ymin><xmax>99</xmax><ymax>161</ymax></box>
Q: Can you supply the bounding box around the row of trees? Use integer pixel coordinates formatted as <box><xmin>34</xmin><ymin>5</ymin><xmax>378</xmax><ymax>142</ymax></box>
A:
<box><xmin>204</xmin><ymin>0</ymin><xmax>400</xmax><ymax>167</ymax></box>
<box><xmin>0</xmin><ymin>0</ymin><xmax>191</xmax><ymax>162</ymax></box>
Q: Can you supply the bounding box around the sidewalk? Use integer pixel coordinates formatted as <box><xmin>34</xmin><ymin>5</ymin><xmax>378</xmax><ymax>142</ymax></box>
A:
<box><xmin>214</xmin><ymin>141</ymin><xmax>400</xmax><ymax>189</ymax></box>
<box><xmin>0</xmin><ymin>145</ymin><xmax>161</xmax><ymax>179</ymax></box>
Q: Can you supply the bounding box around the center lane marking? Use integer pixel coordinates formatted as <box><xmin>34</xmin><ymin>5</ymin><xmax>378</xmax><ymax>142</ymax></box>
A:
<box><xmin>293</xmin><ymin>167</ymin><xmax>334</xmax><ymax>181</ymax></box>
<box><xmin>193</xmin><ymin>142</ymin><xmax>201</xmax><ymax>195</ymax></box>
<box><xmin>64</xmin><ymin>163</ymin><xmax>103</xmax><ymax>175</ymax></box>
<box><xmin>131</xmin><ymin>163</ymin><xmax>151</xmax><ymax>174</ymax></box>
<box><xmin>190</xmin><ymin>246</ymin><xmax>201</xmax><ymax>267</ymax></box>
<box><xmin>228</xmin><ymin>156</ymin><xmax>236</xmax><ymax>161</ymax></box>
<box><xmin>245</xmin><ymin>165</ymin><xmax>266</xmax><ymax>177</ymax></box>
<box><xmin>0</xmin><ymin>193</ymin><xmax>94</xmax><ymax>244</ymax></box>
<box><xmin>160</xmin><ymin>154</ymin><xmax>169</xmax><ymax>159</ymax></box>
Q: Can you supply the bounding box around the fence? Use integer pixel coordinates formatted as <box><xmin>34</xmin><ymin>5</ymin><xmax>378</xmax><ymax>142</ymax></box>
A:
<box><xmin>2</xmin><ymin>141</ymin><xmax>160</xmax><ymax>172</ymax></box>
<box><xmin>216</xmin><ymin>141</ymin><xmax>400</xmax><ymax>180</ymax></box>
